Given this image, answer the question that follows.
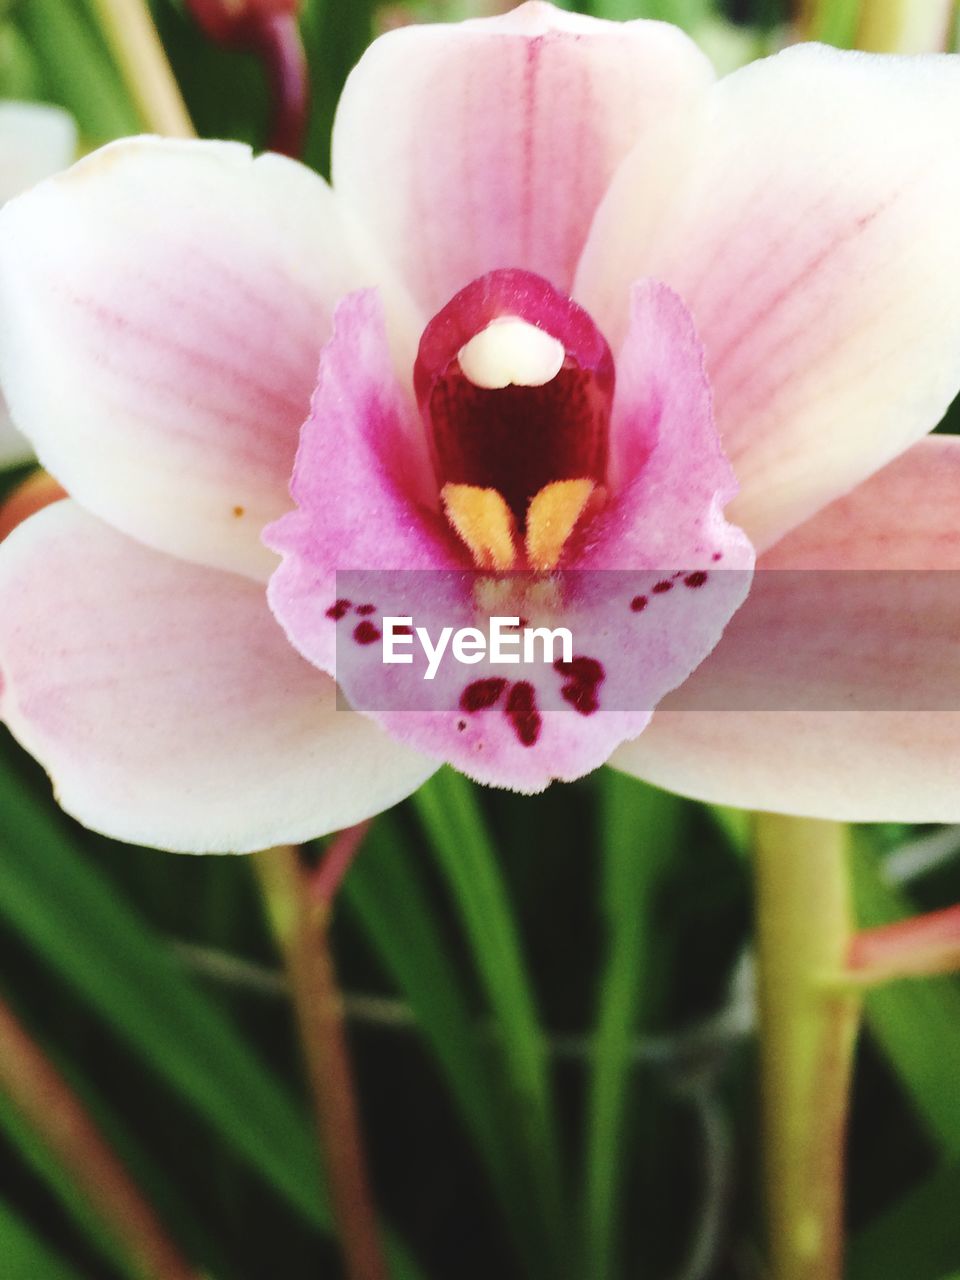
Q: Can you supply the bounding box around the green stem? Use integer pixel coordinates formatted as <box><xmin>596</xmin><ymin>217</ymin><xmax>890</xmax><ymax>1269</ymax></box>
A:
<box><xmin>89</xmin><ymin>0</ymin><xmax>194</xmax><ymax>136</ymax></box>
<box><xmin>855</xmin><ymin>0</ymin><xmax>956</xmax><ymax>51</ymax></box>
<box><xmin>801</xmin><ymin>0</ymin><xmax>862</xmax><ymax>44</ymax></box>
<box><xmin>753</xmin><ymin>815</ymin><xmax>862</xmax><ymax>1280</ymax></box>
<box><xmin>255</xmin><ymin>837</ymin><xmax>388</xmax><ymax>1280</ymax></box>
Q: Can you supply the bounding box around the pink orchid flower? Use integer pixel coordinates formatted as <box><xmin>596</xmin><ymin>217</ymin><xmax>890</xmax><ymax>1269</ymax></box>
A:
<box><xmin>0</xmin><ymin>101</ymin><xmax>76</xmax><ymax>467</ymax></box>
<box><xmin>2</xmin><ymin>2</ymin><xmax>960</xmax><ymax>853</ymax></box>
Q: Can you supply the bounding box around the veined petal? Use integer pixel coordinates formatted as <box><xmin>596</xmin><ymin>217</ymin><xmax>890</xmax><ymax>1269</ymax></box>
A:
<box><xmin>614</xmin><ymin>438</ymin><xmax>960</xmax><ymax>821</ymax></box>
<box><xmin>266</xmin><ymin>288</ymin><xmax>466</xmax><ymax>678</ymax></box>
<box><xmin>576</xmin><ymin>43</ymin><xmax>960</xmax><ymax>550</ymax></box>
<box><xmin>574</xmin><ymin>280</ymin><xmax>753</xmax><ymax>574</ymax></box>
<box><xmin>0</xmin><ymin>502</ymin><xmax>436</xmax><ymax>852</ymax></box>
<box><xmin>0</xmin><ymin>101</ymin><xmax>76</xmax><ymax>204</ymax></box>
<box><xmin>0</xmin><ymin>137</ymin><xmax>388</xmax><ymax>581</ymax></box>
<box><xmin>332</xmin><ymin>0</ymin><xmax>712</xmax><ymax>318</ymax></box>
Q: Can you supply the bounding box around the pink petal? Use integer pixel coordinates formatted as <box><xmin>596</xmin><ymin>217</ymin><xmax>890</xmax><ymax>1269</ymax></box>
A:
<box><xmin>269</xmin><ymin>281</ymin><xmax>752</xmax><ymax>793</ymax></box>
<box><xmin>575</xmin><ymin>280</ymin><xmax>754</xmax><ymax>574</ymax></box>
<box><xmin>0</xmin><ymin>137</ymin><xmax>386</xmax><ymax>580</ymax></box>
<box><xmin>332</xmin><ymin>1</ymin><xmax>712</xmax><ymax>318</ymax></box>
<box><xmin>576</xmin><ymin>43</ymin><xmax>960</xmax><ymax>550</ymax></box>
<box><xmin>0</xmin><ymin>501</ymin><xmax>436</xmax><ymax>852</ymax></box>
<box><xmin>266</xmin><ymin>288</ymin><xmax>466</xmax><ymax>677</ymax></box>
<box><xmin>330</xmin><ymin>567</ymin><xmax>744</xmax><ymax>794</ymax></box>
<box><xmin>615</xmin><ymin>437</ymin><xmax>960</xmax><ymax>821</ymax></box>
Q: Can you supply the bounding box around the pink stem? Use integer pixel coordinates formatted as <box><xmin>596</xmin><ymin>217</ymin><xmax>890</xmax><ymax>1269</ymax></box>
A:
<box><xmin>251</xmin><ymin>13</ymin><xmax>310</xmax><ymax>159</ymax></box>
<box><xmin>310</xmin><ymin>820</ymin><xmax>372</xmax><ymax>908</ymax></box>
<box><xmin>848</xmin><ymin>903</ymin><xmax>960</xmax><ymax>982</ymax></box>
<box><xmin>255</xmin><ymin>830</ymin><xmax>387</xmax><ymax>1280</ymax></box>
<box><xmin>0</xmin><ymin>998</ymin><xmax>200</xmax><ymax>1280</ymax></box>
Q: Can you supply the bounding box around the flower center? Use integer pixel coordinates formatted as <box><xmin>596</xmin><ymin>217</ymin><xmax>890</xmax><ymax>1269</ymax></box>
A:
<box><xmin>414</xmin><ymin>269</ymin><xmax>615</xmax><ymax>570</ymax></box>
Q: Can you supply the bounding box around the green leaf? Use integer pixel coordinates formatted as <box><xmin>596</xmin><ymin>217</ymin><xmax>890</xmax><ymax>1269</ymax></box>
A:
<box><xmin>0</xmin><ymin>23</ymin><xmax>41</xmax><ymax>99</ymax></box>
<box><xmin>587</xmin><ymin>0</ymin><xmax>712</xmax><ymax>29</ymax></box>
<box><xmin>581</xmin><ymin>771</ymin><xmax>684</xmax><ymax>1280</ymax></box>
<box><xmin>14</xmin><ymin>0</ymin><xmax>139</xmax><ymax>140</ymax></box>
<box><xmin>851</xmin><ymin>842</ymin><xmax>960</xmax><ymax>1158</ymax></box>
<box><xmin>412</xmin><ymin>770</ymin><xmax>568</xmax><ymax>1273</ymax></box>
<box><xmin>807</xmin><ymin>0</ymin><xmax>861</xmax><ymax>45</ymax></box>
<box><xmin>343</xmin><ymin>814</ymin><xmax>553</xmax><ymax>1280</ymax></box>
<box><xmin>0</xmin><ymin>1194</ymin><xmax>86</xmax><ymax>1280</ymax></box>
<box><xmin>708</xmin><ymin>804</ymin><xmax>750</xmax><ymax>858</ymax></box>
<box><xmin>0</xmin><ymin>754</ymin><xmax>329</xmax><ymax>1230</ymax></box>
<box><xmin>849</xmin><ymin>1163</ymin><xmax>960</xmax><ymax>1280</ymax></box>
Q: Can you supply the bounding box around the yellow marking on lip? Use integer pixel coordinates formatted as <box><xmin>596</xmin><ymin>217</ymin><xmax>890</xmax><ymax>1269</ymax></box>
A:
<box><xmin>442</xmin><ymin>483</ymin><xmax>518</xmax><ymax>570</ymax></box>
<box><xmin>525</xmin><ymin>478</ymin><xmax>596</xmax><ymax>570</ymax></box>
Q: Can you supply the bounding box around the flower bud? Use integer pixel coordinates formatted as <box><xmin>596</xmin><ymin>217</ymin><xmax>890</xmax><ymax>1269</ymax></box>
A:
<box><xmin>185</xmin><ymin>0</ymin><xmax>308</xmax><ymax>158</ymax></box>
<box><xmin>186</xmin><ymin>0</ymin><xmax>299</xmax><ymax>48</ymax></box>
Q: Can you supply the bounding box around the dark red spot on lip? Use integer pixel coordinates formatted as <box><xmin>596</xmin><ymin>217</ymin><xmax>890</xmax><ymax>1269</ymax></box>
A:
<box><xmin>684</xmin><ymin>570</ymin><xmax>708</xmax><ymax>588</ymax></box>
<box><xmin>326</xmin><ymin>598</ymin><xmax>351</xmax><ymax>620</ymax></box>
<box><xmin>554</xmin><ymin>656</ymin><xmax>604</xmax><ymax>716</ymax></box>
<box><xmin>356</xmin><ymin>603</ymin><xmax>377</xmax><ymax>616</ymax></box>
<box><xmin>712</xmin><ymin>551</ymin><xmax>723</xmax><ymax>562</ymax></box>
<box><xmin>353</xmin><ymin>620</ymin><xmax>381</xmax><ymax>645</ymax></box>
<box><xmin>652</xmin><ymin>580</ymin><xmax>673</xmax><ymax>594</ymax></box>
<box><xmin>505</xmin><ymin>681</ymin><xmax>542</xmax><ymax>746</ymax></box>
<box><xmin>393</xmin><ymin>623</ymin><xmax>413</xmax><ymax>636</ymax></box>
<box><xmin>630</xmin><ymin>595</ymin><xmax>647</xmax><ymax>612</ymax></box>
<box><xmin>460</xmin><ymin>678</ymin><xmax>507</xmax><ymax>712</ymax></box>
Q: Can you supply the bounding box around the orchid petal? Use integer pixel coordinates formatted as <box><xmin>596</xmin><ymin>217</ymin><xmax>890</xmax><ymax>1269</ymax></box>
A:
<box><xmin>614</xmin><ymin>438</ymin><xmax>960</xmax><ymax>821</ymax></box>
<box><xmin>0</xmin><ymin>137</ymin><xmax>387</xmax><ymax>581</ymax></box>
<box><xmin>0</xmin><ymin>102</ymin><xmax>76</xmax><ymax>468</ymax></box>
<box><xmin>0</xmin><ymin>502</ymin><xmax>436</xmax><ymax>852</ymax></box>
<box><xmin>575</xmin><ymin>280</ymin><xmax>754</xmax><ymax>575</ymax></box>
<box><xmin>269</xmin><ymin>281</ymin><xmax>750</xmax><ymax>792</ymax></box>
<box><xmin>576</xmin><ymin>43</ymin><xmax>960</xmax><ymax>550</ymax></box>
<box><xmin>332</xmin><ymin>1</ymin><xmax>713</xmax><ymax>317</ymax></box>
<box><xmin>266</xmin><ymin>288</ymin><xmax>466</xmax><ymax>678</ymax></box>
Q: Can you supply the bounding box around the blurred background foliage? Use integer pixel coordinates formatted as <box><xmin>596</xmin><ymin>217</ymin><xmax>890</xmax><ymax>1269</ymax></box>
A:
<box><xmin>1</xmin><ymin>0</ymin><xmax>960</xmax><ymax>1277</ymax></box>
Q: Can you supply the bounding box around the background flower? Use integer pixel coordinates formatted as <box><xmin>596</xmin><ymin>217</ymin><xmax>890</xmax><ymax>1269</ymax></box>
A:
<box><xmin>0</xmin><ymin>100</ymin><xmax>75</xmax><ymax>467</ymax></box>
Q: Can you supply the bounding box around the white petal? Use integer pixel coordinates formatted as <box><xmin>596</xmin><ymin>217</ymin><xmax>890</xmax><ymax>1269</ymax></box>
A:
<box><xmin>332</xmin><ymin>2</ymin><xmax>712</xmax><ymax>317</ymax></box>
<box><xmin>577</xmin><ymin>44</ymin><xmax>960</xmax><ymax>549</ymax></box>
<box><xmin>615</xmin><ymin>438</ymin><xmax>960</xmax><ymax>821</ymax></box>
<box><xmin>0</xmin><ymin>501</ymin><xmax>436</xmax><ymax>852</ymax></box>
<box><xmin>0</xmin><ymin>101</ymin><xmax>75</xmax><ymax>204</ymax></box>
<box><xmin>0</xmin><ymin>137</ymin><xmax>388</xmax><ymax>581</ymax></box>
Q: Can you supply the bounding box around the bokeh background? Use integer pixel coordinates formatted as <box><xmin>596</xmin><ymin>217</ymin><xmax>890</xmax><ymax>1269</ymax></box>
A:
<box><xmin>2</xmin><ymin>2</ymin><xmax>960</xmax><ymax>1278</ymax></box>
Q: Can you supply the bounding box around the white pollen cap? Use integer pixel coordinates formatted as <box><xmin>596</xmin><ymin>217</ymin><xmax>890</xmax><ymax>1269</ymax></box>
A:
<box><xmin>457</xmin><ymin>316</ymin><xmax>565</xmax><ymax>390</ymax></box>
